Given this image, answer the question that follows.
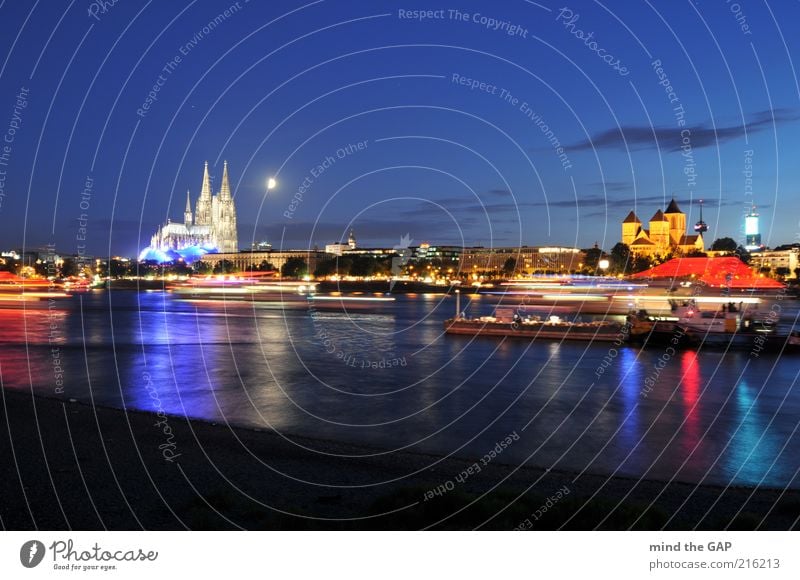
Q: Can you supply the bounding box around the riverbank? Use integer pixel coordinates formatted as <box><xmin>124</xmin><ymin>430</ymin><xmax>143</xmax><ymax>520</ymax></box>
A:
<box><xmin>1</xmin><ymin>390</ymin><xmax>798</xmax><ymax>530</ymax></box>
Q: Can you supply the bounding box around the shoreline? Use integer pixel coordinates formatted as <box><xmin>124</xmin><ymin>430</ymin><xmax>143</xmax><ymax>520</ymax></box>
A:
<box><xmin>2</xmin><ymin>389</ymin><xmax>798</xmax><ymax>530</ymax></box>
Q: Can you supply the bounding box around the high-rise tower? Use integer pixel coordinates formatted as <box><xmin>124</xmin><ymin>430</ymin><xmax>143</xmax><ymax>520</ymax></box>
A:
<box><xmin>745</xmin><ymin>206</ymin><xmax>762</xmax><ymax>251</ymax></box>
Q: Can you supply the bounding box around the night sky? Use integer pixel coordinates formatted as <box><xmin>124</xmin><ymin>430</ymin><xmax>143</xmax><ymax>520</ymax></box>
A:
<box><xmin>0</xmin><ymin>0</ymin><xmax>798</xmax><ymax>258</ymax></box>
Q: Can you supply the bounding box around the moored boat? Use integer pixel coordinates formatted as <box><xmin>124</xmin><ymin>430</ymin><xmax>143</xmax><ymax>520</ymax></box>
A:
<box><xmin>628</xmin><ymin>299</ymin><xmax>798</xmax><ymax>352</ymax></box>
<box><xmin>444</xmin><ymin>310</ymin><xmax>626</xmax><ymax>342</ymax></box>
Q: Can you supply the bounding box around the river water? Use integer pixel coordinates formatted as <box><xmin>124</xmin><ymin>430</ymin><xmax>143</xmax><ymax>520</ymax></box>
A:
<box><xmin>2</xmin><ymin>289</ymin><xmax>799</xmax><ymax>488</ymax></box>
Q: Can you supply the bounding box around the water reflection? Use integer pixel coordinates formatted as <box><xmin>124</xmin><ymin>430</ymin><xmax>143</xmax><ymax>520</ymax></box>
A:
<box><xmin>0</xmin><ymin>291</ymin><xmax>799</xmax><ymax>488</ymax></box>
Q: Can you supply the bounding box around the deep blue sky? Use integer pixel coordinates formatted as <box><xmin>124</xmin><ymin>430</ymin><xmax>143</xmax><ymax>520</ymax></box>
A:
<box><xmin>0</xmin><ymin>0</ymin><xmax>799</xmax><ymax>257</ymax></box>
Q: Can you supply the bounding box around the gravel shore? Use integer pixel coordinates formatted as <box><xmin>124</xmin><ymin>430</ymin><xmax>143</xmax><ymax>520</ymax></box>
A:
<box><xmin>1</xmin><ymin>390</ymin><xmax>798</xmax><ymax>530</ymax></box>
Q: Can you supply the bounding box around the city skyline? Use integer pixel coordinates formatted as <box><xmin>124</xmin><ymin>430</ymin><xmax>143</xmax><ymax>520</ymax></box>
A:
<box><xmin>0</xmin><ymin>1</ymin><xmax>799</xmax><ymax>258</ymax></box>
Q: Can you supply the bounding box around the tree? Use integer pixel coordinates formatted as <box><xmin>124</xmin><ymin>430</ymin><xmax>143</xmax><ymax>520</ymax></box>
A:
<box><xmin>685</xmin><ymin>249</ymin><xmax>707</xmax><ymax>258</ymax></box>
<box><xmin>109</xmin><ymin>259</ymin><xmax>133</xmax><ymax>278</ymax></box>
<box><xmin>775</xmin><ymin>267</ymin><xmax>791</xmax><ymax>279</ymax></box>
<box><xmin>281</xmin><ymin>257</ymin><xmax>307</xmax><ymax>278</ymax></box>
<box><xmin>711</xmin><ymin>237</ymin><xmax>738</xmax><ymax>252</ymax></box>
<box><xmin>632</xmin><ymin>254</ymin><xmax>652</xmax><ymax>273</ymax></box>
<box><xmin>583</xmin><ymin>245</ymin><xmax>603</xmax><ymax>270</ymax></box>
<box><xmin>60</xmin><ymin>257</ymin><xmax>81</xmax><ymax>277</ymax></box>
<box><xmin>193</xmin><ymin>261</ymin><xmax>213</xmax><ymax>275</ymax></box>
<box><xmin>213</xmin><ymin>259</ymin><xmax>238</xmax><ymax>274</ymax></box>
<box><xmin>256</xmin><ymin>260</ymin><xmax>276</xmax><ymax>272</ymax></box>
<box><xmin>794</xmin><ymin>267</ymin><xmax>800</xmax><ymax>280</ymax></box>
<box><xmin>502</xmin><ymin>257</ymin><xmax>517</xmax><ymax>276</ymax></box>
<box><xmin>167</xmin><ymin>260</ymin><xmax>192</xmax><ymax>276</ymax></box>
<box><xmin>609</xmin><ymin>243</ymin><xmax>631</xmax><ymax>274</ymax></box>
<box><xmin>314</xmin><ymin>257</ymin><xmax>340</xmax><ymax>277</ymax></box>
<box><xmin>735</xmin><ymin>246</ymin><xmax>751</xmax><ymax>264</ymax></box>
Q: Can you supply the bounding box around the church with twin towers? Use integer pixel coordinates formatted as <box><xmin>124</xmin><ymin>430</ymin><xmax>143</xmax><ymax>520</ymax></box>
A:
<box><xmin>145</xmin><ymin>161</ymin><xmax>239</xmax><ymax>258</ymax></box>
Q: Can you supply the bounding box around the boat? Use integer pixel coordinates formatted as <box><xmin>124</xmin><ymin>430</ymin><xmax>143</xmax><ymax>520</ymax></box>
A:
<box><xmin>444</xmin><ymin>306</ymin><xmax>626</xmax><ymax>342</ymax></box>
<box><xmin>306</xmin><ymin>294</ymin><xmax>396</xmax><ymax>310</ymax></box>
<box><xmin>628</xmin><ymin>299</ymin><xmax>797</xmax><ymax>351</ymax></box>
<box><xmin>0</xmin><ymin>272</ymin><xmax>71</xmax><ymax>306</ymax></box>
<box><xmin>171</xmin><ymin>277</ymin><xmax>315</xmax><ymax>304</ymax></box>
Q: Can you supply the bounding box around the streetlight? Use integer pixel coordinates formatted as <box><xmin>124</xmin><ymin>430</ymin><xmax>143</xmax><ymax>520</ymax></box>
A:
<box><xmin>266</xmin><ymin>177</ymin><xmax>277</xmax><ymax>191</ymax></box>
<box><xmin>598</xmin><ymin>259</ymin><xmax>610</xmax><ymax>274</ymax></box>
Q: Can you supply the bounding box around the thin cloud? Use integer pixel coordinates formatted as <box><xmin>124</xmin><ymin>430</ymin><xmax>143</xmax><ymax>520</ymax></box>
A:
<box><xmin>567</xmin><ymin>108</ymin><xmax>800</xmax><ymax>152</ymax></box>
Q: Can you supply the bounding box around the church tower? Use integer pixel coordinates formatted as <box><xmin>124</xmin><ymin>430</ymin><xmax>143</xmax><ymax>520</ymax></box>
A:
<box><xmin>649</xmin><ymin>210</ymin><xmax>671</xmax><ymax>251</ymax></box>
<box><xmin>195</xmin><ymin>161</ymin><xmax>213</xmax><ymax>226</ymax></box>
<box><xmin>621</xmin><ymin>211</ymin><xmax>641</xmax><ymax>246</ymax></box>
<box><xmin>184</xmin><ymin>189</ymin><xmax>193</xmax><ymax>226</ymax></box>
<box><xmin>664</xmin><ymin>198</ymin><xmax>686</xmax><ymax>244</ymax></box>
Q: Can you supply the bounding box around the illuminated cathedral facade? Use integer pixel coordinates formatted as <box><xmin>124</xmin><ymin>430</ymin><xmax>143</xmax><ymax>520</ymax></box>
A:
<box><xmin>140</xmin><ymin>161</ymin><xmax>238</xmax><ymax>261</ymax></box>
<box><xmin>622</xmin><ymin>198</ymin><xmax>704</xmax><ymax>257</ymax></box>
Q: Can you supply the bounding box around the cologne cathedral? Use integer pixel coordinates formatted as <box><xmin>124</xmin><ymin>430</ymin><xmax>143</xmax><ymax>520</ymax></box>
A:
<box><xmin>140</xmin><ymin>161</ymin><xmax>238</xmax><ymax>261</ymax></box>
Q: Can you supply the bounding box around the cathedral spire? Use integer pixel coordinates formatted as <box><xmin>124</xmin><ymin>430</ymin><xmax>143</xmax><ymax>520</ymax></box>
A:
<box><xmin>200</xmin><ymin>161</ymin><xmax>212</xmax><ymax>199</ymax></box>
<box><xmin>220</xmin><ymin>160</ymin><xmax>231</xmax><ymax>199</ymax></box>
<box><xmin>195</xmin><ymin>161</ymin><xmax>213</xmax><ymax>226</ymax></box>
<box><xmin>184</xmin><ymin>189</ymin><xmax>193</xmax><ymax>226</ymax></box>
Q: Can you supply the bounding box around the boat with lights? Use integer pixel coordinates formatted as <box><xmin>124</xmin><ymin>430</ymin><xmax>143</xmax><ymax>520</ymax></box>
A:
<box><xmin>0</xmin><ymin>272</ymin><xmax>71</xmax><ymax>305</ymax></box>
<box><xmin>628</xmin><ymin>299</ymin><xmax>797</xmax><ymax>351</ymax></box>
<box><xmin>444</xmin><ymin>295</ymin><xmax>626</xmax><ymax>342</ymax></box>
<box><xmin>170</xmin><ymin>276</ymin><xmax>316</xmax><ymax>303</ymax></box>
